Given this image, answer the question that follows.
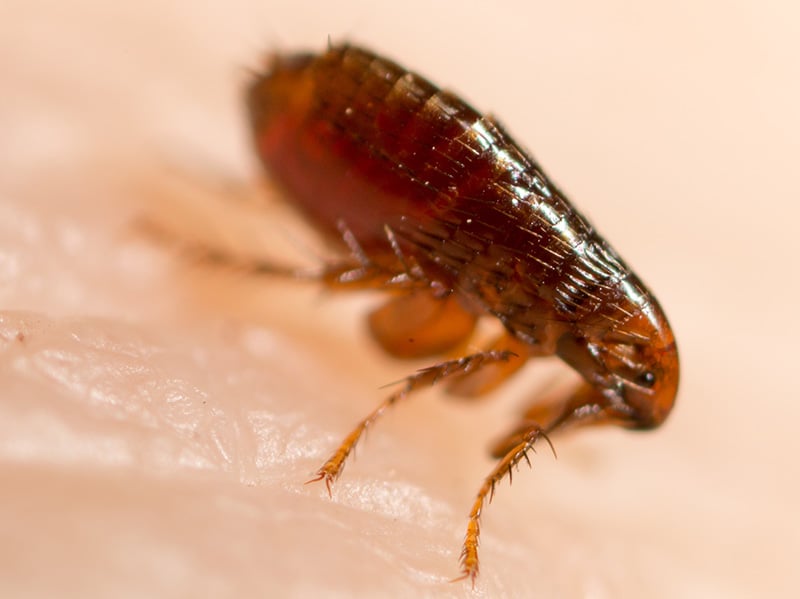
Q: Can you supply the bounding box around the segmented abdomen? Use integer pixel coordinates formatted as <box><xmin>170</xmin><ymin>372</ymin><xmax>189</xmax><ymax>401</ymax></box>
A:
<box><xmin>249</xmin><ymin>45</ymin><xmax>646</xmax><ymax>337</ymax></box>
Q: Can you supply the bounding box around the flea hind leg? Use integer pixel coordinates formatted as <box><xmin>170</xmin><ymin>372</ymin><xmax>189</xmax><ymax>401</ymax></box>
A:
<box><xmin>308</xmin><ymin>349</ymin><xmax>517</xmax><ymax>494</ymax></box>
<box><xmin>150</xmin><ymin>228</ymin><xmax>419</xmax><ymax>291</ymax></box>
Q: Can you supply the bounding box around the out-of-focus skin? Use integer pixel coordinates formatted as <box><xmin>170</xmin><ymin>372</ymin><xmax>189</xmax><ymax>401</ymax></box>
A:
<box><xmin>1</xmin><ymin>2</ymin><xmax>798</xmax><ymax>598</ymax></box>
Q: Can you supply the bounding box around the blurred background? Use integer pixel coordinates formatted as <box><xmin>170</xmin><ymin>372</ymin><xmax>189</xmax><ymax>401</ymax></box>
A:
<box><xmin>1</xmin><ymin>1</ymin><xmax>797</xmax><ymax>597</ymax></box>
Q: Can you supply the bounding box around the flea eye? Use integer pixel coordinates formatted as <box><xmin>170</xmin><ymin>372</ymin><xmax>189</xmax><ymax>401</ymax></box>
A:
<box><xmin>637</xmin><ymin>370</ymin><xmax>656</xmax><ymax>388</ymax></box>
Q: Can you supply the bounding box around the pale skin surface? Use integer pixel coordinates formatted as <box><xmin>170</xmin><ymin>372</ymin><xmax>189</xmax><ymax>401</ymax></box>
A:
<box><xmin>1</xmin><ymin>1</ymin><xmax>799</xmax><ymax>597</ymax></box>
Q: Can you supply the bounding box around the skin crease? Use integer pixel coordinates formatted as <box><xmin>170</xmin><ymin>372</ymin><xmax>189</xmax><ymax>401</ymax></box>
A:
<box><xmin>1</xmin><ymin>2</ymin><xmax>798</xmax><ymax>598</ymax></box>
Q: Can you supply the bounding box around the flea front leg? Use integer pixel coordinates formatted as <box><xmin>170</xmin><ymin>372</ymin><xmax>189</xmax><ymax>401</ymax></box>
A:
<box><xmin>456</xmin><ymin>426</ymin><xmax>555</xmax><ymax>585</ymax></box>
<box><xmin>490</xmin><ymin>382</ymin><xmax>629</xmax><ymax>459</ymax></box>
<box><xmin>462</xmin><ymin>381</ymin><xmax>633</xmax><ymax>582</ymax></box>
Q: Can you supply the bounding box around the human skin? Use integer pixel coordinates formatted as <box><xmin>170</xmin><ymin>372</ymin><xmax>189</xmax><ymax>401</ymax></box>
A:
<box><xmin>1</xmin><ymin>2</ymin><xmax>798</xmax><ymax>597</ymax></box>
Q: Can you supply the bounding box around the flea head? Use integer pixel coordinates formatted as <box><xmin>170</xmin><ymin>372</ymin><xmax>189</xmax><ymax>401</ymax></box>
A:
<box><xmin>607</xmin><ymin>303</ymin><xmax>679</xmax><ymax>429</ymax></box>
<box><xmin>590</xmin><ymin>296</ymin><xmax>680</xmax><ymax>429</ymax></box>
<box><xmin>558</xmin><ymin>294</ymin><xmax>680</xmax><ymax>430</ymax></box>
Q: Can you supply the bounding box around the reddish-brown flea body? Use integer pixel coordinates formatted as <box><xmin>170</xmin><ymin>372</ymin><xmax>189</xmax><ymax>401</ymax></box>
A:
<box><xmin>247</xmin><ymin>44</ymin><xmax>679</xmax><ymax>582</ymax></box>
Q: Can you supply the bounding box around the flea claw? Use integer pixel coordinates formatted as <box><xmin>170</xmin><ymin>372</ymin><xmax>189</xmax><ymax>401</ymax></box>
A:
<box><xmin>305</xmin><ymin>470</ymin><xmax>334</xmax><ymax>497</ymax></box>
<box><xmin>450</xmin><ymin>567</ymin><xmax>478</xmax><ymax>588</ymax></box>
